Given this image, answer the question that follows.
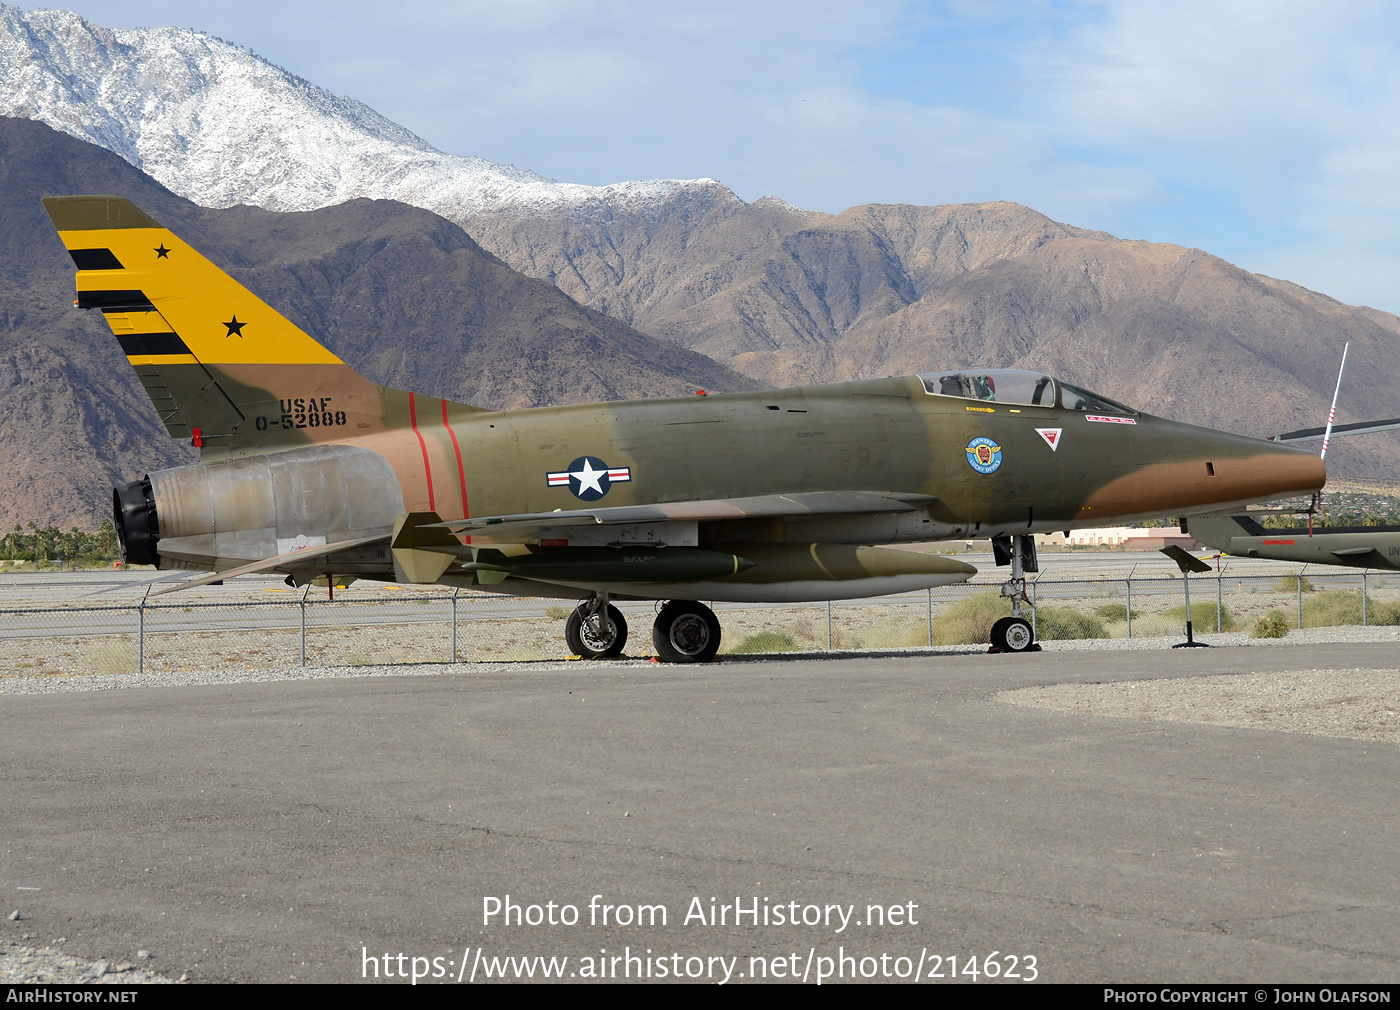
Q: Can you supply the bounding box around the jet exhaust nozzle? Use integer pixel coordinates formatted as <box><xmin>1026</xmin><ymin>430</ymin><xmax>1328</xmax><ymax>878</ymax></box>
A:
<box><xmin>112</xmin><ymin>477</ymin><xmax>160</xmax><ymax>567</ymax></box>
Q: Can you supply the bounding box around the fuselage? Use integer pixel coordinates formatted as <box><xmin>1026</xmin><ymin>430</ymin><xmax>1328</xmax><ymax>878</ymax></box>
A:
<box><xmin>155</xmin><ymin>369</ymin><xmax>1326</xmax><ymax>572</ymax></box>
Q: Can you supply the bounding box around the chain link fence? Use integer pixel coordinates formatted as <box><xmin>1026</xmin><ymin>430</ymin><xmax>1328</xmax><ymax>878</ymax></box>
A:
<box><xmin>1</xmin><ymin>563</ymin><xmax>1397</xmax><ymax>677</ymax></box>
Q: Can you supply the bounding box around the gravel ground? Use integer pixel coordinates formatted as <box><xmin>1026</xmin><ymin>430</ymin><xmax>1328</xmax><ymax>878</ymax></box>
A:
<box><xmin>1002</xmin><ymin>667</ymin><xmax>1400</xmax><ymax>746</ymax></box>
<box><xmin>0</xmin><ymin>939</ymin><xmax>180</xmax><ymax>984</ymax></box>
<box><xmin>2</xmin><ymin>624</ymin><xmax>1399</xmax><ymax>695</ymax></box>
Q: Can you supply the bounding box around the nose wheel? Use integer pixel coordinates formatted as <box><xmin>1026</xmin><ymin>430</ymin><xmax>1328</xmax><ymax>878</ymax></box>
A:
<box><xmin>989</xmin><ymin>534</ymin><xmax>1041</xmax><ymax>653</ymax></box>
<box><xmin>652</xmin><ymin>600</ymin><xmax>722</xmax><ymax>663</ymax></box>
<box><xmin>989</xmin><ymin>616</ymin><xmax>1035</xmax><ymax>652</ymax></box>
<box><xmin>565</xmin><ymin>594</ymin><xmax>628</xmax><ymax>658</ymax></box>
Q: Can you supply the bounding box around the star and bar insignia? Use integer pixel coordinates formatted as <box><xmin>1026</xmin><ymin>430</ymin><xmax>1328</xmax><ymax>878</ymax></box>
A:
<box><xmin>546</xmin><ymin>456</ymin><xmax>631</xmax><ymax>501</ymax></box>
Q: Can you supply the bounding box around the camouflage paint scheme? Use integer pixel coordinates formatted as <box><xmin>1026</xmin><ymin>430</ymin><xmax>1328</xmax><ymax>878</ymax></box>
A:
<box><xmin>46</xmin><ymin>196</ymin><xmax>1326</xmax><ymax>603</ymax></box>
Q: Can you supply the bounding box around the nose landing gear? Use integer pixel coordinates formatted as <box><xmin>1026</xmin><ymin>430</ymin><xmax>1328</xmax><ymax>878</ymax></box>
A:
<box><xmin>989</xmin><ymin>534</ymin><xmax>1041</xmax><ymax>653</ymax></box>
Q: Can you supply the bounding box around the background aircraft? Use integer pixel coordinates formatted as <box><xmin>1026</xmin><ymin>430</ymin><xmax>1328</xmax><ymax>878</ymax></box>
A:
<box><xmin>46</xmin><ymin>196</ymin><xmax>1326</xmax><ymax>659</ymax></box>
<box><xmin>1189</xmin><ymin>416</ymin><xmax>1400</xmax><ymax>570</ymax></box>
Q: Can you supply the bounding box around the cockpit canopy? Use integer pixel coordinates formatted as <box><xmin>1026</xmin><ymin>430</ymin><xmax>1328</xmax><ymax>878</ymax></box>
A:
<box><xmin>918</xmin><ymin>368</ymin><xmax>1135</xmax><ymax>414</ymax></box>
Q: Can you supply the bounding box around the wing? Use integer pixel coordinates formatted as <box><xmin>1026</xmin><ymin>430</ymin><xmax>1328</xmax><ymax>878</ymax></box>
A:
<box><xmin>429</xmin><ymin>490</ymin><xmax>937</xmax><ymax>542</ymax></box>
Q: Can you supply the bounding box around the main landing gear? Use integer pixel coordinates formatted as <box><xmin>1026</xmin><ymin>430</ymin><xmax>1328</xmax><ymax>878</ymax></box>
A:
<box><xmin>651</xmin><ymin>600</ymin><xmax>722</xmax><ymax>664</ymax></box>
<box><xmin>989</xmin><ymin>534</ymin><xmax>1041</xmax><ymax>654</ymax></box>
<box><xmin>565</xmin><ymin>593</ymin><xmax>628</xmax><ymax>659</ymax></box>
<box><xmin>564</xmin><ymin>594</ymin><xmax>723</xmax><ymax>663</ymax></box>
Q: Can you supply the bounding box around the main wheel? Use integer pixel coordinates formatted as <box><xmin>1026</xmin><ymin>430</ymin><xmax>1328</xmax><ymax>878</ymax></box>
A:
<box><xmin>565</xmin><ymin>603</ymin><xmax>628</xmax><ymax>658</ymax></box>
<box><xmin>651</xmin><ymin>601</ymin><xmax>721</xmax><ymax>664</ymax></box>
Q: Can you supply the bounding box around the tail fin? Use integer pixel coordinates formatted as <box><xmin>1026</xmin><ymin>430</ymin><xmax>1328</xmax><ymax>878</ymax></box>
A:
<box><xmin>43</xmin><ymin>196</ymin><xmax>382</xmax><ymax>450</ymax></box>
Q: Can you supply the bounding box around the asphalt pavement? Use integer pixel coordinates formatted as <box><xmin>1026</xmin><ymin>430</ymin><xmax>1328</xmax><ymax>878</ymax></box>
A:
<box><xmin>2</xmin><ymin>643</ymin><xmax>1398</xmax><ymax>984</ymax></box>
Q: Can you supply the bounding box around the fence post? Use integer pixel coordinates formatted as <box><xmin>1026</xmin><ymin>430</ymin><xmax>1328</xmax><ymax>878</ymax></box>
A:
<box><xmin>1126</xmin><ymin>563</ymin><xmax>1136</xmax><ymax>640</ymax></box>
<box><xmin>1363</xmin><ymin>570</ymin><xmax>1369</xmax><ymax>627</ymax></box>
<box><xmin>1216</xmin><ymin>563</ymin><xmax>1223</xmax><ymax>633</ymax></box>
<box><xmin>300</xmin><ymin>582</ymin><xmax>311</xmax><ymax>667</ymax></box>
<box><xmin>826</xmin><ymin>600</ymin><xmax>832</xmax><ymax>652</ymax></box>
<box><xmin>926</xmin><ymin>587</ymin><xmax>933</xmax><ymax>647</ymax></box>
<box><xmin>138</xmin><ymin>593</ymin><xmax>147</xmax><ymax>677</ymax></box>
<box><xmin>452</xmin><ymin>588</ymin><xmax>460</xmax><ymax>662</ymax></box>
<box><xmin>1297</xmin><ymin>565</ymin><xmax>1306</xmax><ymax>629</ymax></box>
<box><xmin>1030</xmin><ymin>572</ymin><xmax>1042</xmax><ymax>640</ymax></box>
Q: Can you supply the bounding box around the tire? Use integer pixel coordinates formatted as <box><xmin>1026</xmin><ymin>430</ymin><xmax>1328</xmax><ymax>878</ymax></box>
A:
<box><xmin>565</xmin><ymin>603</ymin><xmax>628</xmax><ymax>658</ymax></box>
<box><xmin>651</xmin><ymin>601</ymin><xmax>721</xmax><ymax>664</ymax></box>
<box><xmin>989</xmin><ymin>616</ymin><xmax>1013</xmax><ymax>651</ymax></box>
<box><xmin>1002</xmin><ymin>617</ymin><xmax>1035</xmax><ymax>652</ymax></box>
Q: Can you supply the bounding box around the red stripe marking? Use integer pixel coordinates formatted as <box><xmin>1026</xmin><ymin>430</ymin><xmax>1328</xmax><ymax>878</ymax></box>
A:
<box><xmin>442</xmin><ymin>399</ymin><xmax>471</xmax><ymax>543</ymax></box>
<box><xmin>1263</xmin><ymin>539</ymin><xmax>1295</xmax><ymax>545</ymax></box>
<box><xmin>441</xmin><ymin>400</ymin><xmax>469</xmax><ymax>517</ymax></box>
<box><xmin>408</xmin><ymin>392</ymin><xmax>435</xmax><ymax>511</ymax></box>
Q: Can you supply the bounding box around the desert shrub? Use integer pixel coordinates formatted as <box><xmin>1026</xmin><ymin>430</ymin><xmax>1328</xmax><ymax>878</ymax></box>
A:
<box><xmin>1165</xmin><ymin>602</ymin><xmax>1238</xmax><ymax>632</ymax></box>
<box><xmin>728</xmin><ymin>630</ymin><xmax>799</xmax><ymax>654</ymax></box>
<box><xmin>928</xmin><ymin>593</ymin><xmax>1011</xmax><ymax>646</ymax></box>
<box><xmin>1370</xmin><ymin>599</ymin><xmax>1400</xmax><ymax>625</ymax></box>
<box><xmin>1093</xmin><ymin>603</ymin><xmax>1141</xmax><ymax>622</ymax></box>
<box><xmin>544</xmin><ymin>605</ymin><xmax>572</xmax><ymax>620</ymax></box>
<box><xmin>1275</xmin><ymin>574</ymin><xmax>1315</xmax><ymax>594</ymax></box>
<box><xmin>1302</xmin><ymin>589</ymin><xmax>1363</xmax><ymax>627</ymax></box>
<box><xmin>1299</xmin><ymin>590</ymin><xmax>1400</xmax><ymax>627</ymax></box>
<box><xmin>1035</xmin><ymin>606</ymin><xmax>1108</xmax><ymax>640</ymax></box>
<box><xmin>1251</xmin><ymin>611</ymin><xmax>1291</xmax><ymax>638</ymax></box>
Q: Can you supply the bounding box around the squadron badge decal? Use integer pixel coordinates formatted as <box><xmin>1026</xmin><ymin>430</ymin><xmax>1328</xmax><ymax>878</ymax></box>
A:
<box><xmin>546</xmin><ymin>456</ymin><xmax>632</xmax><ymax>501</ymax></box>
<box><xmin>965</xmin><ymin>437</ymin><xmax>1003</xmax><ymax>474</ymax></box>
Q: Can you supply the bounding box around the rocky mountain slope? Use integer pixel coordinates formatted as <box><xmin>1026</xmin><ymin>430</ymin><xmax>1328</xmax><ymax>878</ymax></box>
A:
<box><xmin>0</xmin><ymin>5</ymin><xmax>723</xmax><ymax>222</ymax></box>
<box><xmin>0</xmin><ymin>118</ymin><xmax>754</xmax><ymax>528</ymax></box>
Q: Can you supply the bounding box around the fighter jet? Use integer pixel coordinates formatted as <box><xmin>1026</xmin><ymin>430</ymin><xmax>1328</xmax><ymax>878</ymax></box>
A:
<box><xmin>45</xmin><ymin>196</ymin><xmax>1326</xmax><ymax>659</ymax></box>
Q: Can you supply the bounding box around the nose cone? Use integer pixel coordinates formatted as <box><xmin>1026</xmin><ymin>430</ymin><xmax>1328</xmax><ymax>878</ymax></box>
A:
<box><xmin>1224</xmin><ymin>441</ymin><xmax>1326</xmax><ymax>502</ymax></box>
<box><xmin>1084</xmin><ymin>420</ymin><xmax>1326</xmax><ymax>519</ymax></box>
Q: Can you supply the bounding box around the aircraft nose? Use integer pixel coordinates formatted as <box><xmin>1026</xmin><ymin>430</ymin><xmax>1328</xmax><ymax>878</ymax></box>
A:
<box><xmin>1221</xmin><ymin>442</ymin><xmax>1326</xmax><ymax>501</ymax></box>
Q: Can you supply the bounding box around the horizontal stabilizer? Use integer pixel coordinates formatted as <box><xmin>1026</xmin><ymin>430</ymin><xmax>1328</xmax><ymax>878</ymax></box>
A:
<box><xmin>149</xmin><ymin>534</ymin><xmax>388</xmax><ymax>596</ymax></box>
<box><xmin>1272</xmin><ymin>417</ymin><xmax>1400</xmax><ymax>443</ymax></box>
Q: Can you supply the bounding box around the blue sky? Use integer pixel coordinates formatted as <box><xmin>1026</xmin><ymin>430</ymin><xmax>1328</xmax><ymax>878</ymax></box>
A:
<box><xmin>31</xmin><ymin>1</ymin><xmax>1400</xmax><ymax>313</ymax></box>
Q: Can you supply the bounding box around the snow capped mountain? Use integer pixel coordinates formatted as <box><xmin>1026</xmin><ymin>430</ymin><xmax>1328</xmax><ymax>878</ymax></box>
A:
<box><xmin>0</xmin><ymin>4</ymin><xmax>732</xmax><ymax>222</ymax></box>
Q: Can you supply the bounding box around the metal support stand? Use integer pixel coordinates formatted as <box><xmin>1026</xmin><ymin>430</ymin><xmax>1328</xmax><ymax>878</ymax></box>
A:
<box><xmin>300</xmin><ymin>583</ymin><xmax>311</xmax><ymax>666</ymax></box>
<box><xmin>1162</xmin><ymin>545</ymin><xmax>1211</xmax><ymax>648</ymax></box>
<box><xmin>451</xmin><ymin>588</ymin><xmax>460</xmax><ymax>662</ymax></box>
